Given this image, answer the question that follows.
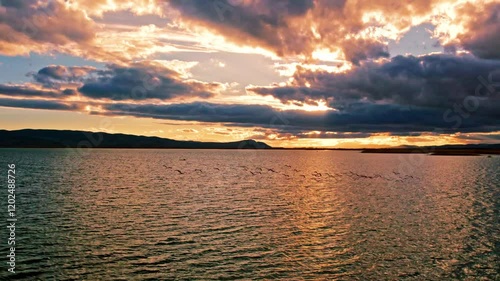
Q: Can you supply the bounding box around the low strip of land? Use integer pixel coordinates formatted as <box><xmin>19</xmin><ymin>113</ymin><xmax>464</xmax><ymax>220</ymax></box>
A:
<box><xmin>361</xmin><ymin>147</ymin><xmax>500</xmax><ymax>155</ymax></box>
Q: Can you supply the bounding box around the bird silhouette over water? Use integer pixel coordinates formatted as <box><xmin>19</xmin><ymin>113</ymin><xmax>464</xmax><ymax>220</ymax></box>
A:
<box><xmin>175</xmin><ymin>170</ymin><xmax>184</xmax><ymax>174</ymax></box>
<box><xmin>267</xmin><ymin>168</ymin><xmax>277</xmax><ymax>173</ymax></box>
<box><xmin>163</xmin><ymin>165</ymin><xmax>172</xmax><ymax>169</ymax></box>
<box><xmin>313</xmin><ymin>171</ymin><xmax>322</xmax><ymax>177</ymax></box>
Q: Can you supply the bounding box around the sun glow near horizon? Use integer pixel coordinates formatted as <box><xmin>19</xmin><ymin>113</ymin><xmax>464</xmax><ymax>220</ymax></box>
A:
<box><xmin>0</xmin><ymin>0</ymin><xmax>499</xmax><ymax>148</ymax></box>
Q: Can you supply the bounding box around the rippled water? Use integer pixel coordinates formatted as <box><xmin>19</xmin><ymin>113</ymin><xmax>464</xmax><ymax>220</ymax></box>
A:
<box><xmin>0</xmin><ymin>149</ymin><xmax>498</xmax><ymax>280</ymax></box>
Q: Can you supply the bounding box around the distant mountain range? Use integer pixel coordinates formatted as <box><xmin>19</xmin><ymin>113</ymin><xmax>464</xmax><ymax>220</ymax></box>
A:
<box><xmin>0</xmin><ymin>129</ymin><xmax>272</xmax><ymax>149</ymax></box>
<box><xmin>1</xmin><ymin>129</ymin><xmax>499</xmax><ymax>153</ymax></box>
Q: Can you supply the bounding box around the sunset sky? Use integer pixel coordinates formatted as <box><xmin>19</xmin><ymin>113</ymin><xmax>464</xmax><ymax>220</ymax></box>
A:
<box><xmin>0</xmin><ymin>0</ymin><xmax>499</xmax><ymax>148</ymax></box>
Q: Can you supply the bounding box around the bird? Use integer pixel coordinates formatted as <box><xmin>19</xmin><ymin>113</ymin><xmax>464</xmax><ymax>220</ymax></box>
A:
<box><xmin>250</xmin><ymin>171</ymin><xmax>255</xmax><ymax>175</ymax></box>
<box><xmin>214</xmin><ymin>168</ymin><xmax>220</xmax><ymax>171</ymax></box>
<box><xmin>284</xmin><ymin>165</ymin><xmax>291</xmax><ymax>168</ymax></box>
<box><xmin>163</xmin><ymin>165</ymin><xmax>172</xmax><ymax>169</ymax></box>
<box><xmin>174</xmin><ymin>170</ymin><xmax>184</xmax><ymax>174</ymax></box>
<box><xmin>267</xmin><ymin>168</ymin><xmax>277</xmax><ymax>173</ymax></box>
<box><xmin>380</xmin><ymin>175</ymin><xmax>390</xmax><ymax>181</ymax></box>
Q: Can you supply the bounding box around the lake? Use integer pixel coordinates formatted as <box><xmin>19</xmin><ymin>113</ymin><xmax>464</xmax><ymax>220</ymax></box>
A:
<box><xmin>0</xmin><ymin>149</ymin><xmax>498</xmax><ymax>280</ymax></box>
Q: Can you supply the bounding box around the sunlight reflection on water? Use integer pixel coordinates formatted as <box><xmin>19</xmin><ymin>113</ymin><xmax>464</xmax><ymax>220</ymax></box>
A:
<box><xmin>0</xmin><ymin>149</ymin><xmax>498</xmax><ymax>280</ymax></box>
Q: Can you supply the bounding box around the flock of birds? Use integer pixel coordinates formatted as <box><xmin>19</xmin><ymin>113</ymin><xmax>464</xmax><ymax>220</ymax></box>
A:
<box><xmin>162</xmin><ymin>160</ymin><xmax>418</xmax><ymax>183</ymax></box>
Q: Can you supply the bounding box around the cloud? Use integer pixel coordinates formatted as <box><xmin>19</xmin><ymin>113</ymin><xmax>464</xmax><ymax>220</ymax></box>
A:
<box><xmin>68</xmin><ymin>0</ymin><xmax>164</xmax><ymax>16</ymax></box>
<box><xmin>166</xmin><ymin>0</ymin><xmax>391</xmax><ymax>62</ymax></box>
<box><xmin>1</xmin><ymin>96</ymin><xmax>499</xmax><ymax>138</ymax></box>
<box><xmin>3</xmin><ymin>53</ymin><xmax>496</xmax><ymax>137</ymax></box>
<box><xmin>100</xmin><ymin>101</ymin><xmax>500</xmax><ymax>134</ymax></box>
<box><xmin>0</xmin><ymin>84</ymin><xmax>73</xmax><ymax>99</ymax></box>
<box><xmin>78</xmin><ymin>61</ymin><xmax>221</xmax><ymax>100</ymax></box>
<box><xmin>164</xmin><ymin>0</ymin><xmax>500</xmax><ymax>64</ymax></box>
<box><xmin>104</xmin><ymin>102</ymin><xmax>280</xmax><ymax>124</ymax></box>
<box><xmin>168</xmin><ymin>0</ymin><xmax>314</xmax><ymax>52</ymax></box>
<box><xmin>0</xmin><ymin>0</ymin><xmax>95</xmax><ymax>56</ymax></box>
<box><xmin>249</xmin><ymin>129</ymin><xmax>374</xmax><ymax>140</ymax></box>
<box><xmin>1</xmin><ymin>0</ymin><xmax>499</xmax><ymax>143</ymax></box>
<box><xmin>448</xmin><ymin>2</ymin><xmax>500</xmax><ymax>59</ymax></box>
<box><xmin>249</xmin><ymin>53</ymin><xmax>500</xmax><ymax>118</ymax></box>
<box><xmin>1</xmin><ymin>0</ymin><xmax>496</xmax><ymax>66</ymax></box>
<box><xmin>30</xmin><ymin>65</ymin><xmax>96</xmax><ymax>88</ymax></box>
<box><xmin>0</xmin><ymin>97</ymin><xmax>80</xmax><ymax>111</ymax></box>
<box><xmin>0</xmin><ymin>61</ymin><xmax>222</xmax><ymax>101</ymax></box>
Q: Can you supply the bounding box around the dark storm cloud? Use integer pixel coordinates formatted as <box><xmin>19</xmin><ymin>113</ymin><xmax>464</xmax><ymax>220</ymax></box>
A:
<box><xmin>0</xmin><ymin>84</ymin><xmax>69</xmax><ymax>98</ymax></box>
<box><xmin>1</xmin><ymin>96</ymin><xmax>499</xmax><ymax>137</ymax></box>
<box><xmin>104</xmin><ymin>102</ymin><xmax>280</xmax><ymax>124</ymax></box>
<box><xmin>166</xmin><ymin>0</ymin><xmax>391</xmax><ymax>62</ymax></box>
<box><xmin>166</xmin><ymin>0</ymin><xmax>500</xmax><ymax>64</ymax></box>
<box><xmin>342</xmin><ymin>38</ymin><xmax>390</xmax><ymax>65</ymax></box>
<box><xmin>101</xmin><ymin>101</ymin><xmax>500</xmax><ymax>134</ymax></box>
<box><xmin>78</xmin><ymin>62</ymin><xmax>219</xmax><ymax>101</ymax></box>
<box><xmin>249</xmin><ymin>54</ymin><xmax>500</xmax><ymax>118</ymax></box>
<box><xmin>1</xmin><ymin>62</ymin><xmax>221</xmax><ymax>101</ymax></box>
<box><xmin>168</xmin><ymin>0</ymin><xmax>438</xmax><ymax>61</ymax></box>
<box><xmin>0</xmin><ymin>97</ymin><xmax>80</xmax><ymax>111</ymax></box>
<box><xmin>30</xmin><ymin>65</ymin><xmax>96</xmax><ymax>87</ymax></box>
<box><xmin>168</xmin><ymin>0</ymin><xmax>315</xmax><ymax>56</ymax></box>
<box><xmin>169</xmin><ymin>0</ymin><xmax>315</xmax><ymax>21</ymax></box>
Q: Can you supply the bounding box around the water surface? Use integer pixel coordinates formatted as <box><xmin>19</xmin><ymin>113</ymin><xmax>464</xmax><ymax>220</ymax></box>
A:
<box><xmin>0</xmin><ymin>149</ymin><xmax>498</xmax><ymax>280</ymax></box>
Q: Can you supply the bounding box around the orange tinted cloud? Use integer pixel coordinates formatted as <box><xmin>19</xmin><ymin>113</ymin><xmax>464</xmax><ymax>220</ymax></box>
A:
<box><xmin>0</xmin><ymin>0</ymin><xmax>94</xmax><ymax>56</ymax></box>
<box><xmin>1</xmin><ymin>0</ymin><xmax>496</xmax><ymax>64</ymax></box>
<box><xmin>433</xmin><ymin>1</ymin><xmax>500</xmax><ymax>59</ymax></box>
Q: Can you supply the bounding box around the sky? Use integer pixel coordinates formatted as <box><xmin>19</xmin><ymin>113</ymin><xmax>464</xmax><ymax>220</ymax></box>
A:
<box><xmin>0</xmin><ymin>0</ymin><xmax>499</xmax><ymax>148</ymax></box>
